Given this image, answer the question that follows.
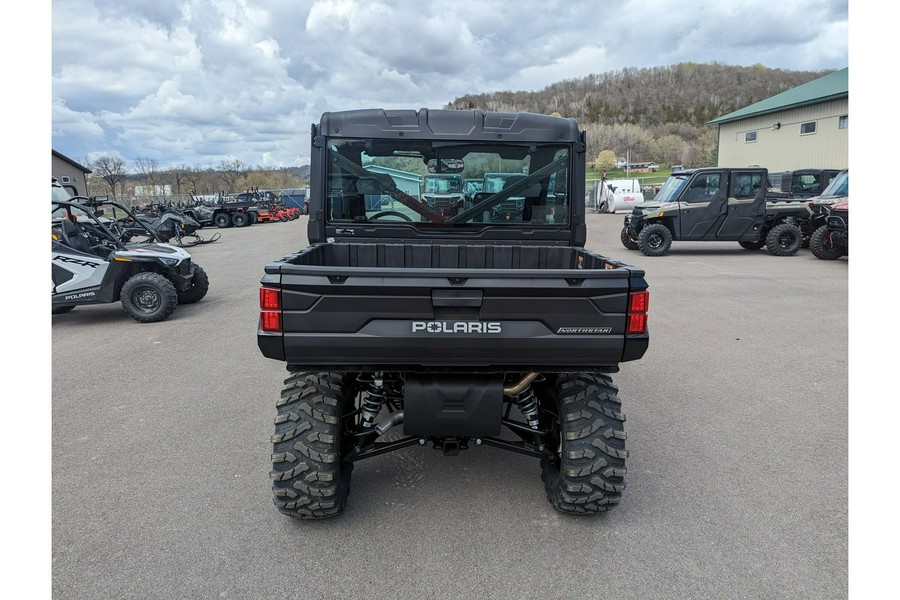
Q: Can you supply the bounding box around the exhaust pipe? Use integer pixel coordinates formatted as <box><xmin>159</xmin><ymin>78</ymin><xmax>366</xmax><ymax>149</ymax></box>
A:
<box><xmin>375</xmin><ymin>411</ymin><xmax>404</xmax><ymax>435</ymax></box>
<box><xmin>504</xmin><ymin>373</ymin><xmax>538</xmax><ymax>396</ymax></box>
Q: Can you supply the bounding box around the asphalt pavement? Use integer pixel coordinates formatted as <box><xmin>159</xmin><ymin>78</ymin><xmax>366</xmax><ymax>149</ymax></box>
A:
<box><xmin>51</xmin><ymin>212</ymin><xmax>848</xmax><ymax>599</ymax></box>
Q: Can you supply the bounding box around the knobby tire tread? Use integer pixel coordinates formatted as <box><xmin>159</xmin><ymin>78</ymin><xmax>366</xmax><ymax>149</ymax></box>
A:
<box><xmin>271</xmin><ymin>372</ymin><xmax>353</xmax><ymax>519</ymax></box>
<box><xmin>540</xmin><ymin>373</ymin><xmax>628</xmax><ymax>514</ymax></box>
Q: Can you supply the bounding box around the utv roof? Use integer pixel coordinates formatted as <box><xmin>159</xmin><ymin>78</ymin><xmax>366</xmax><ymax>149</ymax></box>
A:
<box><xmin>671</xmin><ymin>167</ymin><xmax>765</xmax><ymax>176</ymax></box>
<box><xmin>317</xmin><ymin>108</ymin><xmax>581</xmax><ymax>143</ymax></box>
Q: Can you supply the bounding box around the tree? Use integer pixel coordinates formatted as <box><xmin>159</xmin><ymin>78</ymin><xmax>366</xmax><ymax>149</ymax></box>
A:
<box><xmin>89</xmin><ymin>154</ymin><xmax>128</xmax><ymax>197</ymax></box>
<box><xmin>649</xmin><ymin>135</ymin><xmax>684</xmax><ymax>167</ymax></box>
<box><xmin>236</xmin><ymin>168</ymin><xmax>304</xmax><ymax>192</ymax></box>
<box><xmin>693</xmin><ymin>145</ymin><xmax>718</xmax><ymax>168</ymax></box>
<box><xmin>181</xmin><ymin>165</ymin><xmax>207</xmax><ymax>195</ymax></box>
<box><xmin>133</xmin><ymin>157</ymin><xmax>160</xmax><ymax>194</ymax></box>
<box><xmin>217</xmin><ymin>159</ymin><xmax>246</xmax><ymax>192</ymax></box>
<box><xmin>595</xmin><ymin>150</ymin><xmax>617</xmax><ymax>172</ymax></box>
<box><xmin>162</xmin><ymin>164</ymin><xmax>192</xmax><ymax>195</ymax></box>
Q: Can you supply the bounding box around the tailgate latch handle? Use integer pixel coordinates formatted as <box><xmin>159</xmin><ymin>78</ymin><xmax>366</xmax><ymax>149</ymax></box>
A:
<box><xmin>431</xmin><ymin>289</ymin><xmax>484</xmax><ymax>308</ymax></box>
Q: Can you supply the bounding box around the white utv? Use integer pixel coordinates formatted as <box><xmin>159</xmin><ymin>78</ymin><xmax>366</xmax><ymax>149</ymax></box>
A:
<box><xmin>52</xmin><ymin>180</ymin><xmax>209</xmax><ymax>322</ymax></box>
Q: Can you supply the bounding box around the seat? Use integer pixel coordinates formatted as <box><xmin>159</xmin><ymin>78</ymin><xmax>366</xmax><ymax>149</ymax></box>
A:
<box><xmin>60</xmin><ymin>218</ymin><xmax>93</xmax><ymax>254</ymax></box>
<box><xmin>734</xmin><ymin>178</ymin><xmax>751</xmax><ymax>198</ymax></box>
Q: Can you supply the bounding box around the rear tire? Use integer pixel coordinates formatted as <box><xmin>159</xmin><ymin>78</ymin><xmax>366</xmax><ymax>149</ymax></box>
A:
<box><xmin>637</xmin><ymin>222</ymin><xmax>672</xmax><ymax>256</ymax></box>
<box><xmin>809</xmin><ymin>225</ymin><xmax>844</xmax><ymax>260</ymax></box>
<box><xmin>271</xmin><ymin>372</ymin><xmax>355</xmax><ymax>519</ymax></box>
<box><xmin>176</xmin><ymin>264</ymin><xmax>209</xmax><ymax>304</ymax></box>
<box><xmin>765</xmin><ymin>223</ymin><xmax>802</xmax><ymax>256</ymax></box>
<box><xmin>214</xmin><ymin>213</ymin><xmax>232</xmax><ymax>228</ymax></box>
<box><xmin>121</xmin><ymin>272</ymin><xmax>178</xmax><ymax>323</ymax></box>
<box><xmin>539</xmin><ymin>373</ymin><xmax>627</xmax><ymax>514</ymax></box>
<box><xmin>232</xmin><ymin>213</ymin><xmax>249</xmax><ymax>227</ymax></box>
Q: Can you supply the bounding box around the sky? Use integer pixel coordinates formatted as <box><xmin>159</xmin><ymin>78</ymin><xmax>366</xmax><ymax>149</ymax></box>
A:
<box><xmin>48</xmin><ymin>0</ymin><xmax>850</xmax><ymax>170</ymax></box>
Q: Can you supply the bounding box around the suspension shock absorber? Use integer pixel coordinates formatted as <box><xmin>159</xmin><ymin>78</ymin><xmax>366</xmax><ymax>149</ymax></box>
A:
<box><xmin>511</xmin><ymin>386</ymin><xmax>540</xmax><ymax>430</ymax></box>
<box><xmin>357</xmin><ymin>373</ymin><xmax>386</xmax><ymax>429</ymax></box>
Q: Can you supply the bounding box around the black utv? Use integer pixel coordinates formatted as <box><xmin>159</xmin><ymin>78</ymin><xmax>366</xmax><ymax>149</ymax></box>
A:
<box><xmin>621</xmin><ymin>167</ymin><xmax>806</xmax><ymax>257</ymax></box>
<box><xmin>257</xmin><ymin>108</ymin><xmax>650</xmax><ymax>518</ymax></box>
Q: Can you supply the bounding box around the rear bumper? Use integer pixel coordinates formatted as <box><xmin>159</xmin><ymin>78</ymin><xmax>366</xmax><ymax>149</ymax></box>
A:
<box><xmin>258</xmin><ymin>322</ymin><xmax>648</xmax><ymax>372</ymax></box>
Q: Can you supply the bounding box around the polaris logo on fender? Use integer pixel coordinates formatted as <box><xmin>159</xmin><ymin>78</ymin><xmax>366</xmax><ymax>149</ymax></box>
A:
<box><xmin>412</xmin><ymin>321</ymin><xmax>502</xmax><ymax>334</ymax></box>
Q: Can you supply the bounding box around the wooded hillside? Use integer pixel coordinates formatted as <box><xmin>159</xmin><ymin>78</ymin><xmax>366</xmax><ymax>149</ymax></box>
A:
<box><xmin>446</xmin><ymin>62</ymin><xmax>832</xmax><ymax>168</ymax></box>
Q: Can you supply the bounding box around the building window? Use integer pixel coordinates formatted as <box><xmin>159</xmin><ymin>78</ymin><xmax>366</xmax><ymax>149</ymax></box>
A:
<box><xmin>61</xmin><ymin>176</ymin><xmax>71</xmax><ymax>183</ymax></box>
<box><xmin>800</xmin><ymin>121</ymin><xmax>817</xmax><ymax>135</ymax></box>
<box><xmin>745</xmin><ymin>131</ymin><xmax>757</xmax><ymax>143</ymax></box>
<box><xmin>839</xmin><ymin>115</ymin><xmax>848</xmax><ymax>129</ymax></box>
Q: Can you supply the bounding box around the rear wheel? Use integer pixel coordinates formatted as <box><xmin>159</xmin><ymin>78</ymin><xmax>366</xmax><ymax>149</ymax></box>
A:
<box><xmin>271</xmin><ymin>372</ymin><xmax>355</xmax><ymax>519</ymax></box>
<box><xmin>214</xmin><ymin>213</ymin><xmax>232</xmax><ymax>228</ymax></box>
<box><xmin>637</xmin><ymin>222</ymin><xmax>672</xmax><ymax>256</ymax></box>
<box><xmin>176</xmin><ymin>264</ymin><xmax>209</xmax><ymax>304</ymax></box>
<box><xmin>539</xmin><ymin>373</ymin><xmax>627</xmax><ymax>514</ymax></box>
<box><xmin>232</xmin><ymin>212</ymin><xmax>249</xmax><ymax>227</ymax></box>
<box><xmin>765</xmin><ymin>223</ymin><xmax>802</xmax><ymax>256</ymax></box>
<box><xmin>809</xmin><ymin>225</ymin><xmax>844</xmax><ymax>260</ymax></box>
<box><xmin>121</xmin><ymin>272</ymin><xmax>178</xmax><ymax>323</ymax></box>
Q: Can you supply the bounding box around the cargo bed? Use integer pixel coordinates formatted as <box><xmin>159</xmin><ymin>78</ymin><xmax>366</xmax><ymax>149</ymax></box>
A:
<box><xmin>259</xmin><ymin>242</ymin><xmax>648</xmax><ymax>371</ymax></box>
<box><xmin>273</xmin><ymin>242</ymin><xmax>629</xmax><ymax>270</ymax></box>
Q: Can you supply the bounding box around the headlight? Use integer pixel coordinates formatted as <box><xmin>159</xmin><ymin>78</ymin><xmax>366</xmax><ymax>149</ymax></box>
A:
<box><xmin>159</xmin><ymin>257</ymin><xmax>181</xmax><ymax>267</ymax></box>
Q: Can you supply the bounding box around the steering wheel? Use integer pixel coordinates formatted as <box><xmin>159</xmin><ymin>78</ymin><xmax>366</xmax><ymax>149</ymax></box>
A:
<box><xmin>370</xmin><ymin>211</ymin><xmax>413</xmax><ymax>222</ymax></box>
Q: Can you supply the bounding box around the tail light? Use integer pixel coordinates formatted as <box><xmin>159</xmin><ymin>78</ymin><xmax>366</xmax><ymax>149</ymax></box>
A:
<box><xmin>259</xmin><ymin>286</ymin><xmax>282</xmax><ymax>333</ymax></box>
<box><xmin>626</xmin><ymin>289</ymin><xmax>649</xmax><ymax>335</ymax></box>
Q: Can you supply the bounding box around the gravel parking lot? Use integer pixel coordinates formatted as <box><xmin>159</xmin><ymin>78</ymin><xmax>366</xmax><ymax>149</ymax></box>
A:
<box><xmin>51</xmin><ymin>212</ymin><xmax>848</xmax><ymax>599</ymax></box>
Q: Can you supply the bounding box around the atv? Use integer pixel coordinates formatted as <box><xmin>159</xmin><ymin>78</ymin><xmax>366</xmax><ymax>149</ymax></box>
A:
<box><xmin>52</xmin><ymin>191</ymin><xmax>209</xmax><ymax>323</ymax></box>
<box><xmin>809</xmin><ymin>200</ymin><xmax>848</xmax><ymax>260</ymax></box>
<box><xmin>804</xmin><ymin>169</ymin><xmax>848</xmax><ymax>243</ymax></box>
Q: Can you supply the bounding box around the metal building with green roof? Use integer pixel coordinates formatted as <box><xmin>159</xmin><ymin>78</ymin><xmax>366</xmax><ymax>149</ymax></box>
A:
<box><xmin>708</xmin><ymin>67</ymin><xmax>848</xmax><ymax>171</ymax></box>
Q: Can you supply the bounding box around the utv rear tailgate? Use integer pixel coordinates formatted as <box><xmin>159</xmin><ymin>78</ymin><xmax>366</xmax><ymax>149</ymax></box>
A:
<box><xmin>258</xmin><ymin>243</ymin><xmax>648</xmax><ymax>371</ymax></box>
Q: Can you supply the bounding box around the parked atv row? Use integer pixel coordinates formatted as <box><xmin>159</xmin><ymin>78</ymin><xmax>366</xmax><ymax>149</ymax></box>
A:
<box><xmin>183</xmin><ymin>195</ymin><xmax>302</xmax><ymax>229</ymax></box>
<box><xmin>618</xmin><ymin>167</ymin><xmax>848</xmax><ymax>258</ymax></box>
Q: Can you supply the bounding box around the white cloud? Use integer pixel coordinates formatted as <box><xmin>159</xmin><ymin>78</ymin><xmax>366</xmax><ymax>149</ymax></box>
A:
<box><xmin>51</xmin><ymin>0</ymin><xmax>849</xmax><ymax>169</ymax></box>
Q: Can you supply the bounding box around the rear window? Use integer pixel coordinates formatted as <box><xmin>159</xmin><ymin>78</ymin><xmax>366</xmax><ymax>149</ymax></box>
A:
<box><xmin>325</xmin><ymin>138</ymin><xmax>571</xmax><ymax>229</ymax></box>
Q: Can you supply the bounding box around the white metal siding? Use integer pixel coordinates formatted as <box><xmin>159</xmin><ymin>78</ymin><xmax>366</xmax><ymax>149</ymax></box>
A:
<box><xmin>716</xmin><ymin>98</ymin><xmax>848</xmax><ymax>171</ymax></box>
